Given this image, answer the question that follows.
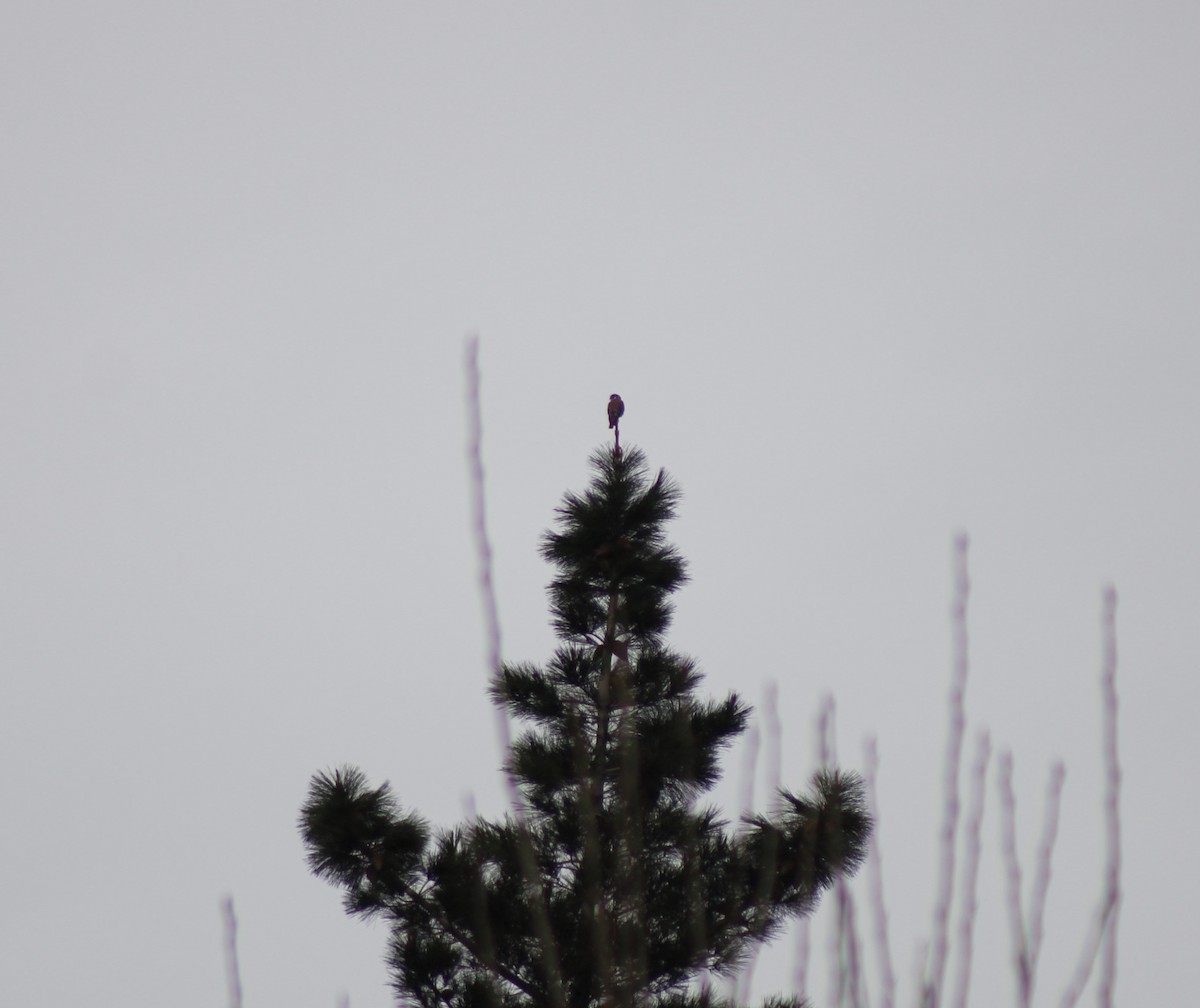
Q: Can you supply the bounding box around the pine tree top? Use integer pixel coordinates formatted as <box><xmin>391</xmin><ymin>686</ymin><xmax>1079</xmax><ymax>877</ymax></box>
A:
<box><xmin>541</xmin><ymin>446</ymin><xmax>687</xmax><ymax>646</ymax></box>
<box><xmin>301</xmin><ymin>442</ymin><xmax>870</xmax><ymax>1008</ymax></box>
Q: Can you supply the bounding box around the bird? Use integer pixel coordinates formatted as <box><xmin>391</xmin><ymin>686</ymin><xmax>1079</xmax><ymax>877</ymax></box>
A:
<box><xmin>607</xmin><ymin>394</ymin><xmax>625</xmax><ymax>429</ymax></box>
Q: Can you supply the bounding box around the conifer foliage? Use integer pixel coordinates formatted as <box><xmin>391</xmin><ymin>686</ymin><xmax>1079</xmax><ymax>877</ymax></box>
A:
<box><xmin>300</xmin><ymin>445</ymin><xmax>870</xmax><ymax>1008</ymax></box>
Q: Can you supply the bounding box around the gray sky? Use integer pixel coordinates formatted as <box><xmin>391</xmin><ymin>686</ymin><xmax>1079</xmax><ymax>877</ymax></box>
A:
<box><xmin>2</xmin><ymin>4</ymin><xmax>1197</xmax><ymax>1006</ymax></box>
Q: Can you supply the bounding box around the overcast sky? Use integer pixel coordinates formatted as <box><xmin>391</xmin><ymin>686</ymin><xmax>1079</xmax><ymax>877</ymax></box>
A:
<box><xmin>3</xmin><ymin>4</ymin><xmax>1198</xmax><ymax>1007</ymax></box>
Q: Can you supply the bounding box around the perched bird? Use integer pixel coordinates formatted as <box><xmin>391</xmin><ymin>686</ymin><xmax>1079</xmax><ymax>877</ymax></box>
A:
<box><xmin>607</xmin><ymin>394</ymin><xmax>625</xmax><ymax>429</ymax></box>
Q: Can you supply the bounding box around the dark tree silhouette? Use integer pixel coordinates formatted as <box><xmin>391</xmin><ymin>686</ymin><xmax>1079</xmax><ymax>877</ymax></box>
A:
<box><xmin>300</xmin><ymin>444</ymin><xmax>870</xmax><ymax>1008</ymax></box>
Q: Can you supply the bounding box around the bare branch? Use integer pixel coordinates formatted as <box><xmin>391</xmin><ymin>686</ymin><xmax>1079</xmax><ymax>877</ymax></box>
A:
<box><xmin>221</xmin><ymin>895</ymin><xmax>243</xmax><ymax>1008</ymax></box>
<box><xmin>863</xmin><ymin>736</ymin><xmax>895</xmax><ymax>1008</ymax></box>
<box><xmin>1027</xmin><ymin>760</ymin><xmax>1066</xmax><ymax>994</ymax></box>
<box><xmin>922</xmin><ymin>534</ymin><xmax>970</xmax><ymax>1008</ymax></box>
<box><xmin>997</xmin><ymin>752</ymin><xmax>1030</xmax><ymax>1008</ymax></box>
<box><xmin>818</xmin><ymin>697</ymin><xmax>846</xmax><ymax>1007</ymax></box>
<box><xmin>836</xmin><ymin>879</ymin><xmax>866</xmax><ymax>1008</ymax></box>
<box><xmin>791</xmin><ymin>695</ymin><xmax>836</xmax><ymax>1004</ymax></box>
<box><xmin>794</xmin><ymin>916</ymin><xmax>812</xmax><ymax>1004</ymax></box>
<box><xmin>949</xmin><ymin>730</ymin><xmax>990</xmax><ymax>1008</ymax></box>
<box><xmin>1098</xmin><ymin>587</ymin><xmax>1122</xmax><ymax>1008</ymax></box>
<box><xmin>739</xmin><ymin>718</ymin><xmax>762</xmax><ymax>816</ymax></box>
<box><xmin>817</xmin><ymin>693</ymin><xmax>837</xmax><ymax>767</ymax></box>
<box><xmin>734</xmin><ymin>683</ymin><xmax>785</xmax><ymax>1004</ymax></box>
<box><xmin>765</xmin><ymin>681</ymin><xmax>783</xmax><ymax>812</ymax></box>
<box><xmin>734</xmin><ymin>717</ymin><xmax>764</xmax><ymax>1005</ymax></box>
<box><xmin>1059</xmin><ymin>588</ymin><xmax>1122</xmax><ymax>1008</ymax></box>
<box><xmin>463</xmin><ymin>334</ymin><xmax>566</xmax><ymax>1008</ymax></box>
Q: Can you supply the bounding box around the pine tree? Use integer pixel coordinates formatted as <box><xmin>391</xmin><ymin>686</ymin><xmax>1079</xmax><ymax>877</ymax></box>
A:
<box><xmin>300</xmin><ymin>444</ymin><xmax>870</xmax><ymax>1008</ymax></box>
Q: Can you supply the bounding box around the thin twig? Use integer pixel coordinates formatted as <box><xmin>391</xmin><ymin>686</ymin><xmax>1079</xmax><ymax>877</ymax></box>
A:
<box><xmin>1059</xmin><ymin>588</ymin><xmax>1122</xmax><ymax>1008</ymax></box>
<box><xmin>948</xmin><ymin>730</ymin><xmax>990</xmax><ymax>1008</ymax></box>
<box><xmin>824</xmin><ymin>700</ymin><xmax>865</xmax><ymax>1008</ymax></box>
<box><xmin>739</xmin><ymin>719</ymin><xmax>762</xmax><ymax>816</ymax></box>
<box><xmin>1026</xmin><ymin>760</ymin><xmax>1066</xmax><ymax>995</ymax></box>
<box><xmin>837</xmin><ymin>880</ymin><xmax>866</xmax><ymax>1008</ymax></box>
<box><xmin>817</xmin><ymin>693</ymin><xmax>837</xmax><ymax>767</ymax></box>
<box><xmin>923</xmin><ymin>534</ymin><xmax>970</xmax><ymax>1008</ymax></box>
<box><xmin>735</xmin><ymin>683</ymin><xmax>784</xmax><ymax>1003</ymax></box>
<box><xmin>464</xmin><ymin>337</ymin><xmax>512</xmax><ymax>776</ymax></box>
<box><xmin>794</xmin><ymin>695</ymin><xmax>836</xmax><ymax>1003</ymax></box>
<box><xmin>221</xmin><ymin>895</ymin><xmax>243</xmax><ymax>1008</ymax></box>
<box><xmin>794</xmin><ymin>916</ymin><xmax>812</xmax><ymax>1003</ymax></box>
<box><xmin>734</xmin><ymin>718</ymin><xmax>763</xmax><ymax>1005</ymax></box>
<box><xmin>862</xmin><ymin>737</ymin><xmax>895</xmax><ymax>1008</ymax></box>
<box><xmin>818</xmin><ymin>697</ymin><xmax>846</xmax><ymax>1007</ymax></box>
<box><xmin>463</xmin><ymin>335</ymin><xmax>566</xmax><ymax>1008</ymax></box>
<box><xmin>764</xmin><ymin>681</ymin><xmax>783</xmax><ymax>813</ymax></box>
<box><xmin>1098</xmin><ymin>588</ymin><xmax>1122</xmax><ymax>1008</ymax></box>
<box><xmin>997</xmin><ymin>751</ymin><xmax>1030</xmax><ymax>1008</ymax></box>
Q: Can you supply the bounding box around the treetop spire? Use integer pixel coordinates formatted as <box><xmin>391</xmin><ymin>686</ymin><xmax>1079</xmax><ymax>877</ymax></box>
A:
<box><xmin>300</xmin><ymin>439</ymin><xmax>870</xmax><ymax>1008</ymax></box>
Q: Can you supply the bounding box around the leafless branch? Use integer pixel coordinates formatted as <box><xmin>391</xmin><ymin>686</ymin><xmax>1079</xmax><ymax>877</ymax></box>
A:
<box><xmin>733</xmin><ymin>719</ymin><xmax>762</xmax><ymax>1005</ymax></box>
<box><xmin>464</xmin><ymin>336</ymin><xmax>509</xmax><ymax>758</ymax></box>
<box><xmin>739</xmin><ymin>719</ymin><xmax>762</xmax><ymax>817</ymax></box>
<box><xmin>863</xmin><ymin>736</ymin><xmax>895</xmax><ymax>1008</ymax></box>
<box><xmin>948</xmin><ymin>730</ymin><xmax>990</xmax><ymax>1008</ymax></box>
<box><xmin>1097</xmin><ymin>587</ymin><xmax>1122</xmax><ymax>1008</ymax></box>
<box><xmin>764</xmin><ymin>681</ymin><xmax>783</xmax><ymax>812</ymax></box>
<box><xmin>221</xmin><ymin>895</ymin><xmax>243</xmax><ymax>1008</ymax></box>
<box><xmin>817</xmin><ymin>693</ymin><xmax>837</xmax><ymax>766</ymax></box>
<box><xmin>997</xmin><ymin>752</ymin><xmax>1030</xmax><ymax>1008</ymax></box>
<box><xmin>1059</xmin><ymin>588</ymin><xmax>1122</xmax><ymax>1008</ymax></box>
<box><xmin>734</xmin><ymin>681</ymin><xmax>785</xmax><ymax>1005</ymax></box>
<box><xmin>794</xmin><ymin>915</ymin><xmax>813</xmax><ymax>1003</ymax></box>
<box><xmin>817</xmin><ymin>697</ymin><xmax>850</xmax><ymax>1006</ymax></box>
<box><xmin>836</xmin><ymin>878</ymin><xmax>866</xmax><ymax>1008</ymax></box>
<box><xmin>922</xmin><ymin>534</ymin><xmax>970</xmax><ymax>1008</ymax></box>
<box><xmin>1027</xmin><ymin>760</ymin><xmax>1066</xmax><ymax>995</ymax></box>
<box><xmin>792</xmin><ymin>694</ymin><xmax>837</xmax><ymax>1003</ymax></box>
<box><xmin>463</xmin><ymin>334</ymin><xmax>566</xmax><ymax>1008</ymax></box>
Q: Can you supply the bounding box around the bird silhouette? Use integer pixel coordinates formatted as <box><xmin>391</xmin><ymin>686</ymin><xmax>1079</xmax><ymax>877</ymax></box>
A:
<box><xmin>607</xmin><ymin>394</ymin><xmax>625</xmax><ymax>429</ymax></box>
